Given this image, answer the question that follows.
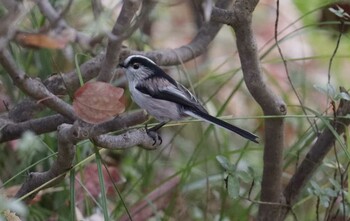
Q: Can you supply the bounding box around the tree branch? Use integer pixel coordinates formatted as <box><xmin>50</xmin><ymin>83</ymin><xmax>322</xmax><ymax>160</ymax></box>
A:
<box><xmin>37</xmin><ymin>0</ymin><xmax>99</xmax><ymax>49</ymax></box>
<box><xmin>0</xmin><ymin>114</ymin><xmax>72</xmax><ymax>143</ymax></box>
<box><xmin>280</xmin><ymin>87</ymin><xmax>350</xmax><ymax>219</ymax></box>
<box><xmin>0</xmin><ymin>49</ymin><xmax>77</xmax><ymax>120</ymax></box>
<box><xmin>223</xmin><ymin>0</ymin><xmax>287</xmax><ymax>220</ymax></box>
<box><xmin>15</xmin><ymin>123</ymin><xmax>76</xmax><ymax>199</ymax></box>
<box><xmin>120</xmin><ymin>0</ymin><xmax>232</xmax><ymax>65</ymax></box>
<box><xmin>0</xmin><ymin>0</ymin><xmax>23</xmax><ymax>50</ymax></box>
<box><xmin>0</xmin><ymin>109</ymin><xmax>147</xmax><ymax>143</ymax></box>
<box><xmin>0</xmin><ymin>0</ymin><xmax>232</xmax><ymax>146</ymax></box>
<box><xmin>211</xmin><ymin>6</ymin><xmax>236</xmax><ymax>25</ymax></box>
<box><xmin>97</xmin><ymin>0</ymin><xmax>149</xmax><ymax>82</ymax></box>
<box><xmin>43</xmin><ymin>0</ymin><xmax>233</xmax><ymax>96</ymax></box>
<box><xmin>93</xmin><ymin>129</ymin><xmax>161</xmax><ymax>150</ymax></box>
<box><xmin>15</xmin><ymin>110</ymin><xmax>155</xmax><ymax>199</ymax></box>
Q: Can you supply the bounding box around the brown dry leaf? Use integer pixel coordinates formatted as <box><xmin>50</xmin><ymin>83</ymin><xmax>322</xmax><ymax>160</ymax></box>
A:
<box><xmin>14</xmin><ymin>29</ymin><xmax>75</xmax><ymax>49</ymax></box>
<box><xmin>73</xmin><ymin>82</ymin><xmax>125</xmax><ymax>124</ymax></box>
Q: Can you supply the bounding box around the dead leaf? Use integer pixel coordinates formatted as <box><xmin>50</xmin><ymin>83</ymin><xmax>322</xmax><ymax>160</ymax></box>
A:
<box><xmin>15</xmin><ymin>29</ymin><xmax>75</xmax><ymax>49</ymax></box>
<box><xmin>73</xmin><ymin>82</ymin><xmax>125</xmax><ymax>124</ymax></box>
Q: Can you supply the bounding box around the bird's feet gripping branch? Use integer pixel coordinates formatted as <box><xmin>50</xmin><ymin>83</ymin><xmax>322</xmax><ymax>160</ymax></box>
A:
<box><xmin>145</xmin><ymin>121</ymin><xmax>167</xmax><ymax>145</ymax></box>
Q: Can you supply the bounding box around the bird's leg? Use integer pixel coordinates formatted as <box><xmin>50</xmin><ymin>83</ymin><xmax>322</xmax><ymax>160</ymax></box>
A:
<box><xmin>145</xmin><ymin>121</ymin><xmax>168</xmax><ymax>145</ymax></box>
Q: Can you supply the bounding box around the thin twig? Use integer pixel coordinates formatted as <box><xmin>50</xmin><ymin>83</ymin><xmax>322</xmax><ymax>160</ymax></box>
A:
<box><xmin>0</xmin><ymin>49</ymin><xmax>77</xmax><ymax>120</ymax></box>
<box><xmin>15</xmin><ymin>110</ymin><xmax>156</xmax><ymax>199</ymax></box>
<box><xmin>274</xmin><ymin>0</ymin><xmax>316</xmax><ymax>133</ymax></box>
<box><xmin>97</xmin><ymin>0</ymin><xmax>149</xmax><ymax>82</ymax></box>
<box><xmin>281</xmin><ymin>87</ymin><xmax>350</xmax><ymax>219</ymax></box>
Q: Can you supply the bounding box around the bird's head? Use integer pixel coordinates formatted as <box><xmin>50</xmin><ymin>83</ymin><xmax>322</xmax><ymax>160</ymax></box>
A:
<box><xmin>119</xmin><ymin>55</ymin><xmax>158</xmax><ymax>81</ymax></box>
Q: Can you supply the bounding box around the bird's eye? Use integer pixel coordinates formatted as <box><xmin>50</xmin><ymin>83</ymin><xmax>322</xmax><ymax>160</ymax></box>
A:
<box><xmin>132</xmin><ymin>63</ymin><xmax>140</xmax><ymax>69</ymax></box>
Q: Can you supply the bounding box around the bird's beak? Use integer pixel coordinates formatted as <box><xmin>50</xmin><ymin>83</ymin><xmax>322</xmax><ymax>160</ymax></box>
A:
<box><xmin>118</xmin><ymin>63</ymin><xmax>125</xmax><ymax>68</ymax></box>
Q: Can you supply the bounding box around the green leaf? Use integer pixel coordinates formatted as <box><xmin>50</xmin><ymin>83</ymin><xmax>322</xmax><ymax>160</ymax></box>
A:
<box><xmin>227</xmin><ymin>174</ymin><xmax>240</xmax><ymax>199</ymax></box>
<box><xmin>334</xmin><ymin>92</ymin><xmax>350</xmax><ymax>101</ymax></box>
<box><xmin>216</xmin><ymin>155</ymin><xmax>231</xmax><ymax>171</ymax></box>
<box><xmin>237</xmin><ymin>170</ymin><xmax>252</xmax><ymax>183</ymax></box>
<box><xmin>310</xmin><ymin>180</ymin><xmax>321</xmax><ymax>195</ymax></box>
<box><xmin>324</xmin><ymin>188</ymin><xmax>337</xmax><ymax>197</ymax></box>
<box><xmin>329</xmin><ymin>178</ymin><xmax>341</xmax><ymax>190</ymax></box>
<box><xmin>313</xmin><ymin>84</ymin><xmax>336</xmax><ymax>99</ymax></box>
<box><xmin>320</xmin><ymin>195</ymin><xmax>330</xmax><ymax>208</ymax></box>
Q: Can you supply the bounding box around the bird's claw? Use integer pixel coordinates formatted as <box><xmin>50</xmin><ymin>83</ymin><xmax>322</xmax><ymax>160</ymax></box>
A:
<box><xmin>147</xmin><ymin>130</ymin><xmax>162</xmax><ymax>146</ymax></box>
<box><xmin>145</xmin><ymin>124</ymin><xmax>162</xmax><ymax>146</ymax></box>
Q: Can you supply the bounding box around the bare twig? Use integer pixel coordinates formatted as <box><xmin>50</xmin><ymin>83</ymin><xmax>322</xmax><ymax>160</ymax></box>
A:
<box><xmin>37</xmin><ymin>0</ymin><xmax>100</xmax><ymax>49</ymax></box>
<box><xmin>281</xmin><ymin>87</ymin><xmax>350</xmax><ymax>219</ymax></box>
<box><xmin>0</xmin><ymin>0</ymin><xmax>232</xmax><ymax>145</ymax></box>
<box><xmin>0</xmin><ymin>109</ymin><xmax>148</xmax><ymax>143</ymax></box>
<box><xmin>44</xmin><ymin>53</ymin><xmax>105</xmax><ymax>95</ymax></box>
<box><xmin>121</xmin><ymin>0</ymin><xmax>232</xmax><ymax>66</ymax></box>
<box><xmin>274</xmin><ymin>0</ymin><xmax>316</xmax><ymax>133</ymax></box>
<box><xmin>200</xmin><ymin>1</ymin><xmax>287</xmax><ymax>218</ymax></box>
<box><xmin>15</xmin><ymin>110</ymin><xmax>154</xmax><ymax>199</ymax></box>
<box><xmin>0</xmin><ymin>49</ymin><xmax>77</xmax><ymax>120</ymax></box>
<box><xmin>0</xmin><ymin>114</ymin><xmax>72</xmax><ymax>143</ymax></box>
<box><xmin>41</xmin><ymin>0</ymin><xmax>232</xmax><ymax>95</ymax></box>
<box><xmin>97</xmin><ymin>0</ymin><xmax>156</xmax><ymax>82</ymax></box>
<box><xmin>97</xmin><ymin>0</ymin><xmax>141</xmax><ymax>82</ymax></box>
<box><xmin>15</xmin><ymin>123</ymin><xmax>76</xmax><ymax>199</ymax></box>
<box><xmin>40</xmin><ymin>0</ymin><xmax>233</xmax><ymax>95</ymax></box>
<box><xmin>93</xmin><ymin>129</ymin><xmax>161</xmax><ymax>150</ymax></box>
<box><xmin>232</xmin><ymin>1</ymin><xmax>286</xmax><ymax>220</ymax></box>
<box><xmin>89</xmin><ymin>110</ymin><xmax>148</xmax><ymax>136</ymax></box>
<box><xmin>0</xmin><ymin>1</ymin><xmax>27</xmax><ymax>50</ymax></box>
<box><xmin>210</xmin><ymin>0</ymin><xmax>287</xmax><ymax>220</ymax></box>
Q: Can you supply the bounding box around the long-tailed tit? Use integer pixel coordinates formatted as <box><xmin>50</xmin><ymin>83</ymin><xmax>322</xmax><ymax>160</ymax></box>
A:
<box><xmin>119</xmin><ymin>55</ymin><xmax>259</xmax><ymax>143</ymax></box>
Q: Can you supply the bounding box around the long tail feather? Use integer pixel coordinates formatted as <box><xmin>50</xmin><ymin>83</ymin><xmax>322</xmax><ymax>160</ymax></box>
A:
<box><xmin>185</xmin><ymin>110</ymin><xmax>259</xmax><ymax>143</ymax></box>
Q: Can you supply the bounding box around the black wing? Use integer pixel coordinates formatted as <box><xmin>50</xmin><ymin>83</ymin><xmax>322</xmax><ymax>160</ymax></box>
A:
<box><xmin>135</xmin><ymin>77</ymin><xmax>208</xmax><ymax>114</ymax></box>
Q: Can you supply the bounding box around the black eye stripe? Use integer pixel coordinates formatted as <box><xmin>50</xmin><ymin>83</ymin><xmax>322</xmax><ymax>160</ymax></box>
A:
<box><xmin>132</xmin><ymin>63</ymin><xmax>140</xmax><ymax>69</ymax></box>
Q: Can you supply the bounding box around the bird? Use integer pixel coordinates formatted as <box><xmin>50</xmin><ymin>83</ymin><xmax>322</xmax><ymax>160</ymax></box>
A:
<box><xmin>119</xmin><ymin>55</ymin><xmax>259</xmax><ymax>143</ymax></box>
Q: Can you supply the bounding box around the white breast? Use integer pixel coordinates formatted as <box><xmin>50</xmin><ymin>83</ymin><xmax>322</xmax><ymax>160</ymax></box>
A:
<box><xmin>128</xmin><ymin>82</ymin><xmax>182</xmax><ymax>122</ymax></box>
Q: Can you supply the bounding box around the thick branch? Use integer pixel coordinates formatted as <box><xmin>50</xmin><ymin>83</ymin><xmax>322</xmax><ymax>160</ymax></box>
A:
<box><xmin>280</xmin><ymin>88</ymin><xmax>350</xmax><ymax>219</ymax></box>
<box><xmin>15</xmin><ymin>110</ymin><xmax>154</xmax><ymax>199</ymax></box>
<box><xmin>1</xmin><ymin>0</ymin><xmax>231</xmax><ymax>145</ymax></box>
<box><xmin>231</xmin><ymin>0</ymin><xmax>286</xmax><ymax>220</ymax></box>
<box><xmin>0</xmin><ymin>49</ymin><xmax>77</xmax><ymax>120</ymax></box>
<box><xmin>211</xmin><ymin>6</ymin><xmax>236</xmax><ymax>25</ymax></box>
<box><xmin>0</xmin><ymin>114</ymin><xmax>72</xmax><ymax>143</ymax></box>
<box><xmin>121</xmin><ymin>0</ymin><xmax>232</xmax><ymax>65</ymax></box>
<box><xmin>93</xmin><ymin>129</ymin><xmax>161</xmax><ymax>150</ymax></box>
<box><xmin>4</xmin><ymin>0</ymin><xmax>231</xmax><ymax>140</ymax></box>
<box><xmin>0</xmin><ymin>109</ymin><xmax>147</xmax><ymax>143</ymax></box>
<box><xmin>90</xmin><ymin>110</ymin><xmax>148</xmax><ymax>136</ymax></box>
<box><xmin>43</xmin><ymin>0</ymin><xmax>233</xmax><ymax>96</ymax></box>
<box><xmin>97</xmin><ymin>0</ymin><xmax>144</xmax><ymax>82</ymax></box>
<box><xmin>44</xmin><ymin>53</ymin><xmax>105</xmax><ymax>95</ymax></box>
<box><xmin>15</xmin><ymin>124</ymin><xmax>76</xmax><ymax>199</ymax></box>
